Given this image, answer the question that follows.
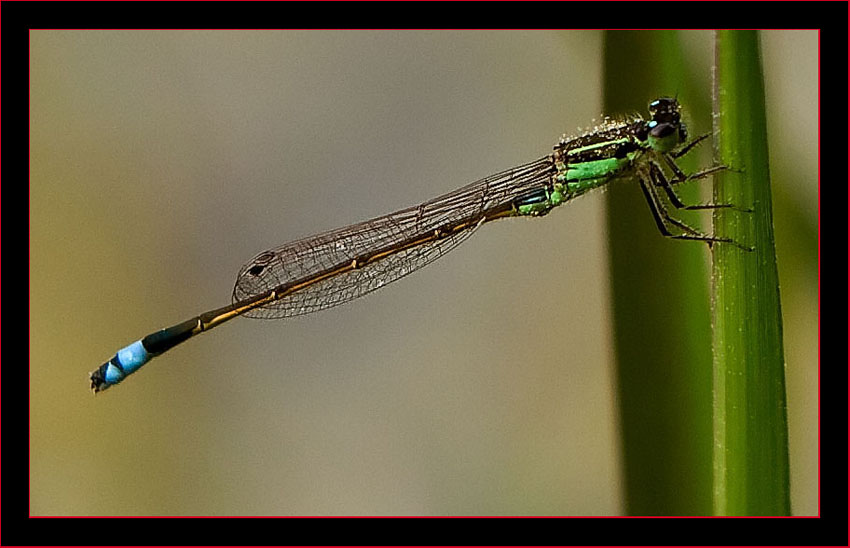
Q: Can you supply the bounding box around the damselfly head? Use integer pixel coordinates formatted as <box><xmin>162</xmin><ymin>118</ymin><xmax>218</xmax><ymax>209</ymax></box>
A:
<box><xmin>646</xmin><ymin>97</ymin><xmax>687</xmax><ymax>152</ymax></box>
<box><xmin>648</xmin><ymin>97</ymin><xmax>680</xmax><ymax>118</ymax></box>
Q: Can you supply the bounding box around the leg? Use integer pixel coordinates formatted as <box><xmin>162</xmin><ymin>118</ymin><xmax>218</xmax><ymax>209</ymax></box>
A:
<box><xmin>638</xmin><ymin>170</ymin><xmax>723</xmax><ymax>241</ymax></box>
<box><xmin>650</xmin><ymin>160</ymin><xmax>737</xmax><ymax>211</ymax></box>
<box><xmin>671</xmin><ymin>133</ymin><xmax>741</xmax><ymax>183</ymax></box>
<box><xmin>636</xmin><ymin>170</ymin><xmax>749</xmax><ymax>250</ymax></box>
<box><xmin>672</xmin><ymin>132</ymin><xmax>711</xmax><ymax>159</ymax></box>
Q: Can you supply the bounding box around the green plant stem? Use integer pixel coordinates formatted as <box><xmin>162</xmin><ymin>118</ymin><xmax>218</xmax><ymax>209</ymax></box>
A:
<box><xmin>712</xmin><ymin>30</ymin><xmax>791</xmax><ymax>516</ymax></box>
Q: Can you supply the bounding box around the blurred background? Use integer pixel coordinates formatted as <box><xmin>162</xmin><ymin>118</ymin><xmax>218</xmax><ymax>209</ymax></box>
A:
<box><xmin>30</xmin><ymin>30</ymin><xmax>817</xmax><ymax>516</ymax></box>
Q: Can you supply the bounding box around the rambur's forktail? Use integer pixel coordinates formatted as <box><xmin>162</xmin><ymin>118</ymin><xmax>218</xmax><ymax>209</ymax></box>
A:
<box><xmin>90</xmin><ymin>97</ymin><xmax>746</xmax><ymax>393</ymax></box>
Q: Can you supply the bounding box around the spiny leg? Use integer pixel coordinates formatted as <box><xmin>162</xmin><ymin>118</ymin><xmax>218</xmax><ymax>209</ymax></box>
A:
<box><xmin>672</xmin><ymin>132</ymin><xmax>711</xmax><ymax>159</ymax></box>
<box><xmin>671</xmin><ymin>133</ymin><xmax>743</xmax><ymax>172</ymax></box>
<box><xmin>650</xmin><ymin>159</ymin><xmax>737</xmax><ymax>211</ymax></box>
<box><xmin>664</xmin><ymin>150</ymin><xmax>730</xmax><ymax>185</ymax></box>
<box><xmin>666</xmin><ymin>134</ymin><xmax>744</xmax><ymax>208</ymax></box>
<box><xmin>646</xmin><ymin>168</ymin><xmax>710</xmax><ymax>236</ymax></box>
<box><xmin>637</xmin><ymin>170</ymin><xmax>738</xmax><ymax>248</ymax></box>
<box><xmin>667</xmin><ymin>157</ymin><xmax>730</xmax><ymax>185</ymax></box>
<box><xmin>641</xmin><ymin>135</ymin><xmax>752</xmax><ymax>250</ymax></box>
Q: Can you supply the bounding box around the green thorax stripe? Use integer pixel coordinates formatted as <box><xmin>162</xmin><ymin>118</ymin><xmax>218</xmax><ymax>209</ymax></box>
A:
<box><xmin>556</xmin><ymin>129</ymin><xmax>646</xmax><ymax>195</ymax></box>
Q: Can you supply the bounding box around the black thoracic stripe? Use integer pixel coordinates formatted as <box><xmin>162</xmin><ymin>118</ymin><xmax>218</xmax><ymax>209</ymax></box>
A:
<box><xmin>559</xmin><ymin>120</ymin><xmax>646</xmax><ymax>150</ymax></box>
<box><xmin>566</xmin><ymin>138</ymin><xmax>642</xmax><ymax>163</ymax></box>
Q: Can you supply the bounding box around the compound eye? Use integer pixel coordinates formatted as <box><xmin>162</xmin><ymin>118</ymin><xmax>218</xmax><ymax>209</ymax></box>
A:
<box><xmin>649</xmin><ymin>97</ymin><xmax>678</xmax><ymax>117</ymax></box>
<box><xmin>649</xmin><ymin>121</ymin><xmax>676</xmax><ymax>139</ymax></box>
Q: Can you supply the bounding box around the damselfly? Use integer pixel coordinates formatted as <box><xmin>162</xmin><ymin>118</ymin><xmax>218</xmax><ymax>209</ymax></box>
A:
<box><xmin>90</xmin><ymin>97</ymin><xmax>744</xmax><ymax>393</ymax></box>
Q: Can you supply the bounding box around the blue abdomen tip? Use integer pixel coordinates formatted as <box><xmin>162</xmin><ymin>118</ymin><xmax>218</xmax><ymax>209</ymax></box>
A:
<box><xmin>117</xmin><ymin>340</ymin><xmax>150</xmax><ymax>375</ymax></box>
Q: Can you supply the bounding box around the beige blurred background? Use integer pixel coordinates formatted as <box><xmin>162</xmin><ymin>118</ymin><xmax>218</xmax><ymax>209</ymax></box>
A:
<box><xmin>30</xmin><ymin>30</ymin><xmax>817</xmax><ymax>516</ymax></box>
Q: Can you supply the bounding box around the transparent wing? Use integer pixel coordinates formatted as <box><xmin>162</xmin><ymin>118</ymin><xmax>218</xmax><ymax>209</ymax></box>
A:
<box><xmin>232</xmin><ymin>155</ymin><xmax>555</xmax><ymax>319</ymax></box>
